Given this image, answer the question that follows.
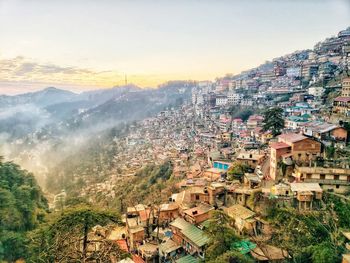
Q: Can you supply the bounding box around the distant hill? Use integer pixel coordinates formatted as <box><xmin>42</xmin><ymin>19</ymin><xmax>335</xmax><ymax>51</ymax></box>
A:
<box><xmin>0</xmin><ymin>87</ymin><xmax>78</xmax><ymax>108</ymax></box>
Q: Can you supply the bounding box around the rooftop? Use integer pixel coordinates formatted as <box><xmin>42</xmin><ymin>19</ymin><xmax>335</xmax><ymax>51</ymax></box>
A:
<box><xmin>175</xmin><ymin>255</ymin><xmax>199</xmax><ymax>263</ymax></box>
<box><xmin>224</xmin><ymin>204</ymin><xmax>255</xmax><ymax>220</ymax></box>
<box><xmin>251</xmin><ymin>245</ymin><xmax>289</xmax><ymax>261</ymax></box>
<box><xmin>334</xmin><ymin>97</ymin><xmax>350</xmax><ymax>102</ymax></box>
<box><xmin>278</xmin><ymin>133</ymin><xmax>307</xmax><ymax>143</ymax></box>
<box><xmin>290</xmin><ymin>183</ymin><xmax>322</xmax><ymax>193</ymax></box>
<box><xmin>183</xmin><ymin>204</ymin><xmax>214</xmax><ymax>217</ymax></box>
<box><xmin>159</xmin><ymin>239</ymin><xmax>180</xmax><ymax>254</ymax></box>
<box><xmin>269</xmin><ymin>142</ymin><xmax>291</xmax><ymax>150</ymax></box>
<box><xmin>160</xmin><ymin>203</ymin><xmax>179</xmax><ymax>211</ymax></box>
<box><xmin>170</xmin><ymin>218</ymin><xmax>209</xmax><ymax>247</ymax></box>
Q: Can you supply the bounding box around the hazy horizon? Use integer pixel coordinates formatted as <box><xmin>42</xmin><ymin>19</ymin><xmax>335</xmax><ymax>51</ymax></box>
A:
<box><xmin>0</xmin><ymin>0</ymin><xmax>349</xmax><ymax>95</ymax></box>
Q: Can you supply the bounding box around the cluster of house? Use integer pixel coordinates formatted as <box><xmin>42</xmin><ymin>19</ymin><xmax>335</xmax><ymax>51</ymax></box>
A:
<box><xmin>109</xmin><ymin>125</ymin><xmax>350</xmax><ymax>262</ymax></box>
<box><xmin>192</xmin><ymin>27</ymin><xmax>350</xmax><ymax>112</ymax></box>
<box><xmin>104</xmin><ymin>106</ymin><xmax>349</xmax><ymax>261</ymax></box>
<box><xmin>71</xmin><ymin>27</ymin><xmax>350</xmax><ymax>262</ymax></box>
<box><xmin>118</xmin><ymin>177</ymin><xmax>293</xmax><ymax>263</ymax></box>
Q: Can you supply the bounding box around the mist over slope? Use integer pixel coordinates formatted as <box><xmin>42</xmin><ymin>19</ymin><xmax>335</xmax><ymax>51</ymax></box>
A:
<box><xmin>0</xmin><ymin>82</ymin><xmax>194</xmax><ymax>188</ymax></box>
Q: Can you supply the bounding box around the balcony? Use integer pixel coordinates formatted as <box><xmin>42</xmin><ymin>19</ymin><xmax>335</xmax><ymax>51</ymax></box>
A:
<box><xmin>303</xmin><ymin>178</ymin><xmax>349</xmax><ymax>185</ymax></box>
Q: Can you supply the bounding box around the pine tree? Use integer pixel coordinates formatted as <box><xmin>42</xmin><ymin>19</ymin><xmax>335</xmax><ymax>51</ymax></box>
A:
<box><xmin>263</xmin><ymin>107</ymin><xmax>285</xmax><ymax>137</ymax></box>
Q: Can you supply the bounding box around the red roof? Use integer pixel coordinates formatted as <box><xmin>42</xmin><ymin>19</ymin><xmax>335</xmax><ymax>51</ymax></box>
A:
<box><xmin>270</xmin><ymin>142</ymin><xmax>290</xmax><ymax>150</ymax></box>
<box><xmin>139</xmin><ymin>209</ymin><xmax>151</xmax><ymax>222</ymax></box>
<box><xmin>248</xmin><ymin>115</ymin><xmax>264</xmax><ymax>121</ymax></box>
<box><xmin>116</xmin><ymin>239</ymin><xmax>129</xmax><ymax>252</ymax></box>
<box><xmin>221</xmin><ymin>118</ymin><xmax>231</xmax><ymax>123</ymax></box>
<box><xmin>133</xmin><ymin>254</ymin><xmax>146</xmax><ymax>263</ymax></box>
<box><xmin>254</xmin><ymin>127</ymin><xmax>263</xmax><ymax>133</ymax></box>
<box><xmin>278</xmin><ymin>133</ymin><xmax>307</xmax><ymax>143</ymax></box>
<box><xmin>334</xmin><ymin>97</ymin><xmax>350</xmax><ymax>102</ymax></box>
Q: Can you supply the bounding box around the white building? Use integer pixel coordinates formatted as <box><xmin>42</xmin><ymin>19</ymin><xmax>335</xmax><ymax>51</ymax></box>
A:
<box><xmin>227</xmin><ymin>92</ymin><xmax>244</xmax><ymax>105</ymax></box>
<box><xmin>286</xmin><ymin>67</ymin><xmax>301</xmax><ymax>78</ymax></box>
<box><xmin>215</xmin><ymin>96</ymin><xmax>228</xmax><ymax>106</ymax></box>
<box><xmin>308</xmin><ymin>86</ymin><xmax>324</xmax><ymax>97</ymax></box>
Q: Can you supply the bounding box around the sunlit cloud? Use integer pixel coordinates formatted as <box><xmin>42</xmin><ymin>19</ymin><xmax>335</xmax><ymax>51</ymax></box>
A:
<box><xmin>0</xmin><ymin>56</ymin><xmax>123</xmax><ymax>90</ymax></box>
<box><xmin>0</xmin><ymin>56</ymin><xmax>196</xmax><ymax>94</ymax></box>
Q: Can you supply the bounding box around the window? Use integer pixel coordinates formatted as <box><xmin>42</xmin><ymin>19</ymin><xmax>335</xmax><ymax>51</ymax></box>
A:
<box><xmin>320</xmin><ymin>174</ymin><xmax>325</xmax><ymax>180</ymax></box>
<box><xmin>306</xmin><ymin>174</ymin><xmax>312</xmax><ymax>179</ymax></box>
<box><xmin>196</xmin><ymin>195</ymin><xmax>200</xmax><ymax>200</ymax></box>
<box><xmin>334</xmin><ymin>175</ymin><xmax>339</xmax><ymax>180</ymax></box>
<box><xmin>336</xmin><ymin>185</ymin><xmax>340</xmax><ymax>189</ymax></box>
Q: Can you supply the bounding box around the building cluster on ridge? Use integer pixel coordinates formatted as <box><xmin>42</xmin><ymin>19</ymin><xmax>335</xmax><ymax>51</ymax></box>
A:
<box><xmin>61</xmin><ymin>27</ymin><xmax>350</xmax><ymax>263</ymax></box>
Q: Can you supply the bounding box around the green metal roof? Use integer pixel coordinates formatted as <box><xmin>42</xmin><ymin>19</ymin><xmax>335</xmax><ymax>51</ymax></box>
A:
<box><xmin>231</xmin><ymin>240</ymin><xmax>257</xmax><ymax>254</ymax></box>
<box><xmin>170</xmin><ymin>218</ymin><xmax>209</xmax><ymax>247</ymax></box>
<box><xmin>287</xmin><ymin>115</ymin><xmax>308</xmax><ymax>122</ymax></box>
<box><xmin>175</xmin><ymin>255</ymin><xmax>199</xmax><ymax>263</ymax></box>
<box><xmin>170</xmin><ymin>218</ymin><xmax>191</xmax><ymax>230</ymax></box>
<box><xmin>181</xmin><ymin>224</ymin><xmax>210</xmax><ymax>247</ymax></box>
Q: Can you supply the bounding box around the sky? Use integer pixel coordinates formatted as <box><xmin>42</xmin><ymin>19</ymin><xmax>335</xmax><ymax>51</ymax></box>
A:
<box><xmin>0</xmin><ymin>0</ymin><xmax>349</xmax><ymax>95</ymax></box>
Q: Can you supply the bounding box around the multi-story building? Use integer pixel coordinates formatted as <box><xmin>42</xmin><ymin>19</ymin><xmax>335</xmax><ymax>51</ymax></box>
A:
<box><xmin>293</xmin><ymin>165</ymin><xmax>350</xmax><ymax>194</ymax></box>
<box><xmin>290</xmin><ymin>183</ymin><xmax>323</xmax><ymax>210</ymax></box>
<box><xmin>286</xmin><ymin>67</ymin><xmax>301</xmax><ymax>78</ymax></box>
<box><xmin>269</xmin><ymin>142</ymin><xmax>292</xmax><ymax>180</ymax></box>
<box><xmin>170</xmin><ymin>218</ymin><xmax>209</xmax><ymax>259</ymax></box>
<box><xmin>247</xmin><ymin>115</ymin><xmax>264</xmax><ymax>129</ymax></box>
<box><xmin>215</xmin><ymin>95</ymin><xmax>228</xmax><ymax>106</ymax></box>
<box><xmin>278</xmin><ymin>133</ymin><xmax>321</xmax><ymax>162</ymax></box>
<box><xmin>333</xmin><ymin>78</ymin><xmax>350</xmax><ymax>117</ymax></box>
<box><xmin>269</xmin><ymin>133</ymin><xmax>321</xmax><ymax>180</ymax></box>
<box><xmin>227</xmin><ymin>92</ymin><xmax>244</xmax><ymax>105</ymax></box>
<box><xmin>341</xmin><ymin>77</ymin><xmax>350</xmax><ymax>97</ymax></box>
<box><xmin>301</xmin><ymin>63</ymin><xmax>319</xmax><ymax>80</ymax></box>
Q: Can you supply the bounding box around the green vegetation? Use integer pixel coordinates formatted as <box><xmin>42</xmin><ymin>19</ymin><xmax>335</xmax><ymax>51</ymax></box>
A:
<box><xmin>227</xmin><ymin>161</ymin><xmax>250</xmax><ymax>181</ymax></box>
<box><xmin>267</xmin><ymin>194</ymin><xmax>350</xmax><ymax>263</ymax></box>
<box><xmin>46</xmin><ymin>125</ymin><xmax>130</xmax><ymax>194</ymax></box>
<box><xmin>228</xmin><ymin>106</ymin><xmax>254</xmax><ymax>121</ymax></box>
<box><xmin>263</xmin><ymin>107</ymin><xmax>285</xmax><ymax>137</ymax></box>
<box><xmin>113</xmin><ymin>161</ymin><xmax>176</xmax><ymax>210</ymax></box>
<box><xmin>326</xmin><ymin>143</ymin><xmax>336</xmax><ymax>159</ymax></box>
<box><xmin>205</xmin><ymin>210</ymin><xmax>253</xmax><ymax>263</ymax></box>
<box><xmin>0</xmin><ymin>158</ymin><xmax>128</xmax><ymax>262</ymax></box>
<box><xmin>0</xmin><ymin>157</ymin><xmax>48</xmax><ymax>262</ymax></box>
<box><xmin>27</xmin><ymin>207</ymin><xmax>128</xmax><ymax>263</ymax></box>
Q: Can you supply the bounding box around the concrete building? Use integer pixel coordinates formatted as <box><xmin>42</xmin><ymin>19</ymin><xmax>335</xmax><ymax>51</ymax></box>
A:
<box><xmin>269</xmin><ymin>133</ymin><xmax>321</xmax><ymax>180</ymax></box>
<box><xmin>215</xmin><ymin>95</ymin><xmax>228</xmax><ymax>106</ymax></box>
<box><xmin>293</xmin><ymin>165</ymin><xmax>350</xmax><ymax>194</ymax></box>
<box><xmin>227</xmin><ymin>92</ymin><xmax>244</xmax><ymax>104</ymax></box>
<box><xmin>341</xmin><ymin>77</ymin><xmax>350</xmax><ymax>97</ymax></box>
<box><xmin>308</xmin><ymin>86</ymin><xmax>324</xmax><ymax>97</ymax></box>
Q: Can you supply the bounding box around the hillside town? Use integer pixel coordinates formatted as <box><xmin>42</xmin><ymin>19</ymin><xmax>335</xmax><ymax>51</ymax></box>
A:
<box><xmin>52</xmin><ymin>28</ymin><xmax>350</xmax><ymax>263</ymax></box>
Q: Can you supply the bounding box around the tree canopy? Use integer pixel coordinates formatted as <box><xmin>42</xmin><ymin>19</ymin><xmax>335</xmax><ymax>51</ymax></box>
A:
<box><xmin>205</xmin><ymin>210</ymin><xmax>256</xmax><ymax>262</ymax></box>
<box><xmin>27</xmin><ymin>207</ymin><xmax>128</xmax><ymax>262</ymax></box>
<box><xmin>267</xmin><ymin>197</ymin><xmax>347</xmax><ymax>263</ymax></box>
<box><xmin>262</xmin><ymin>107</ymin><xmax>285</xmax><ymax>137</ymax></box>
<box><xmin>0</xmin><ymin>158</ymin><xmax>48</xmax><ymax>261</ymax></box>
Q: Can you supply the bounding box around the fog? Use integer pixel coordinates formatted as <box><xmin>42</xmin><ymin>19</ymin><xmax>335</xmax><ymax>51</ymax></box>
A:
<box><xmin>0</xmin><ymin>84</ymin><xmax>192</xmax><ymax>191</ymax></box>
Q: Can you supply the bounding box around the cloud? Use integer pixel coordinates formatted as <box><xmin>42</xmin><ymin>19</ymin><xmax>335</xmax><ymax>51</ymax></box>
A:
<box><xmin>0</xmin><ymin>56</ymin><xmax>125</xmax><ymax>93</ymax></box>
<box><xmin>0</xmin><ymin>56</ymin><xmax>185</xmax><ymax>94</ymax></box>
